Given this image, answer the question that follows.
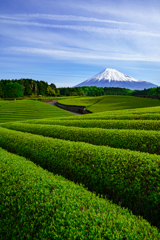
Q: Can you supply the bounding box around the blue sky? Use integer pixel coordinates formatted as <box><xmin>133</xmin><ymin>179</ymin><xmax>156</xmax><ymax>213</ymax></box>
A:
<box><xmin>0</xmin><ymin>0</ymin><xmax>160</xmax><ymax>87</ymax></box>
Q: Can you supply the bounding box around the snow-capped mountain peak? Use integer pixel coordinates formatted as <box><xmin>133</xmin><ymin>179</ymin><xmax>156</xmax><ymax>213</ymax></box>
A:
<box><xmin>86</xmin><ymin>68</ymin><xmax>139</xmax><ymax>82</ymax></box>
<box><xmin>74</xmin><ymin>68</ymin><xmax>158</xmax><ymax>90</ymax></box>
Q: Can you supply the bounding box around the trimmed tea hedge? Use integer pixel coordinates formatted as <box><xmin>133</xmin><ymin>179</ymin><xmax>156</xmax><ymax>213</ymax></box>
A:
<box><xmin>58</xmin><ymin>96</ymin><xmax>160</xmax><ymax>113</ymax></box>
<box><xmin>2</xmin><ymin>122</ymin><xmax>160</xmax><ymax>154</ymax></box>
<box><xmin>51</xmin><ymin>113</ymin><xmax>160</xmax><ymax>120</ymax></box>
<box><xmin>22</xmin><ymin>119</ymin><xmax>160</xmax><ymax>131</ymax></box>
<box><xmin>48</xmin><ymin>106</ymin><xmax>160</xmax><ymax>121</ymax></box>
<box><xmin>0</xmin><ymin>99</ymin><xmax>73</xmax><ymax>123</ymax></box>
<box><xmin>1</xmin><ymin>147</ymin><xmax>160</xmax><ymax>239</ymax></box>
<box><xmin>0</xmin><ymin>127</ymin><xmax>160</xmax><ymax>229</ymax></box>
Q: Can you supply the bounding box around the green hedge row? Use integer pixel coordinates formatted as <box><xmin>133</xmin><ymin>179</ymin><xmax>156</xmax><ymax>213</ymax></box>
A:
<box><xmin>2</xmin><ymin>122</ymin><xmax>160</xmax><ymax>155</ymax></box>
<box><xmin>0</xmin><ymin>99</ymin><xmax>73</xmax><ymax>123</ymax></box>
<box><xmin>52</xmin><ymin>113</ymin><xmax>160</xmax><ymax>120</ymax></box>
<box><xmin>0</xmin><ymin>127</ymin><xmax>160</xmax><ymax>229</ymax></box>
<box><xmin>1</xmin><ymin>147</ymin><xmax>160</xmax><ymax>239</ymax></box>
<box><xmin>23</xmin><ymin>118</ymin><xmax>160</xmax><ymax>131</ymax></box>
<box><xmin>49</xmin><ymin>106</ymin><xmax>160</xmax><ymax>121</ymax></box>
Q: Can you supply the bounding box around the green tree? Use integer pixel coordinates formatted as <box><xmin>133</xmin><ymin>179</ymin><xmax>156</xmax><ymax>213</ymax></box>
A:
<box><xmin>4</xmin><ymin>82</ymin><xmax>24</xmax><ymax>98</ymax></box>
<box><xmin>0</xmin><ymin>82</ymin><xmax>4</xmax><ymax>98</ymax></box>
<box><xmin>156</xmin><ymin>87</ymin><xmax>160</xmax><ymax>95</ymax></box>
<box><xmin>65</xmin><ymin>88</ymin><xmax>70</xmax><ymax>96</ymax></box>
<box><xmin>47</xmin><ymin>86</ymin><xmax>56</xmax><ymax>96</ymax></box>
<box><xmin>50</xmin><ymin>83</ymin><xmax>56</xmax><ymax>89</ymax></box>
<box><xmin>70</xmin><ymin>92</ymin><xmax>77</xmax><ymax>96</ymax></box>
<box><xmin>37</xmin><ymin>81</ymin><xmax>48</xmax><ymax>96</ymax></box>
<box><xmin>56</xmin><ymin>89</ymin><xmax>60</xmax><ymax>96</ymax></box>
<box><xmin>24</xmin><ymin>80</ymin><xmax>32</xmax><ymax>95</ymax></box>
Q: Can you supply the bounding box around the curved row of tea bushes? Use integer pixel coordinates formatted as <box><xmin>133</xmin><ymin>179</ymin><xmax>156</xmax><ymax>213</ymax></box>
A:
<box><xmin>1</xmin><ymin>147</ymin><xmax>160</xmax><ymax>239</ymax></box>
<box><xmin>0</xmin><ymin>100</ymin><xmax>73</xmax><ymax>123</ymax></box>
<box><xmin>57</xmin><ymin>104</ymin><xmax>160</xmax><ymax>116</ymax></box>
<box><xmin>23</xmin><ymin>119</ymin><xmax>160</xmax><ymax>131</ymax></box>
<box><xmin>57</xmin><ymin>96</ymin><xmax>160</xmax><ymax>114</ymax></box>
<box><xmin>48</xmin><ymin>104</ymin><xmax>160</xmax><ymax>121</ymax></box>
<box><xmin>0</xmin><ymin>127</ymin><xmax>160</xmax><ymax>229</ymax></box>
<box><xmin>2</xmin><ymin>122</ymin><xmax>160</xmax><ymax>155</ymax></box>
<box><xmin>52</xmin><ymin>113</ymin><xmax>160</xmax><ymax>121</ymax></box>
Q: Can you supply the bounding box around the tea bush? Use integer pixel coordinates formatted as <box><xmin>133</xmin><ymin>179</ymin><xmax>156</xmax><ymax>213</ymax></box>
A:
<box><xmin>1</xmin><ymin>147</ymin><xmax>160</xmax><ymax>239</ymax></box>
<box><xmin>2</xmin><ymin>122</ymin><xmax>160</xmax><ymax>154</ymax></box>
<box><xmin>22</xmin><ymin>119</ymin><xmax>160</xmax><ymax>131</ymax></box>
<box><xmin>0</xmin><ymin>127</ymin><xmax>160</xmax><ymax>229</ymax></box>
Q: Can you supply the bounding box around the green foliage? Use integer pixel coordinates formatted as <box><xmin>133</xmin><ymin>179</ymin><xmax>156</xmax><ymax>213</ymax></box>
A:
<box><xmin>0</xmin><ymin>78</ymin><xmax>57</xmax><ymax>97</ymax></box>
<box><xmin>23</xmin><ymin>119</ymin><xmax>160</xmax><ymax>131</ymax></box>
<box><xmin>58</xmin><ymin>95</ymin><xmax>160</xmax><ymax>113</ymax></box>
<box><xmin>31</xmin><ymin>96</ymin><xmax>80</xmax><ymax>100</ymax></box>
<box><xmin>1</xmin><ymin>147</ymin><xmax>160</xmax><ymax>239</ymax></box>
<box><xmin>0</xmin><ymin>127</ymin><xmax>160</xmax><ymax>229</ymax></box>
<box><xmin>57</xmin><ymin>113</ymin><xmax>160</xmax><ymax>120</ymax></box>
<box><xmin>0</xmin><ymin>100</ymin><xmax>73</xmax><ymax>123</ymax></box>
<box><xmin>1</xmin><ymin>78</ymin><xmax>159</xmax><ymax>98</ymax></box>
<box><xmin>2</xmin><ymin>122</ymin><xmax>160</xmax><ymax>155</ymax></box>
<box><xmin>46</xmin><ymin>86</ymin><xmax>56</xmax><ymax>96</ymax></box>
<box><xmin>58</xmin><ymin>86</ymin><xmax>134</xmax><ymax>97</ymax></box>
<box><xmin>132</xmin><ymin>87</ymin><xmax>158</xmax><ymax>96</ymax></box>
<box><xmin>156</xmin><ymin>86</ymin><xmax>160</xmax><ymax>94</ymax></box>
<box><xmin>52</xmin><ymin>105</ymin><xmax>160</xmax><ymax>121</ymax></box>
<box><xmin>58</xmin><ymin>86</ymin><xmax>160</xmax><ymax>97</ymax></box>
<box><xmin>23</xmin><ymin>79</ymin><xmax>32</xmax><ymax>95</ymax></box>
<box><xmin>4</xmin><ymin>82</ymin><xmax>24</xmax><ymax>98</ymax></box>
<box><xmin>0</xmin><ymin>82</ymin><xmax>4</xmax><ymax>98</ymax></box>
<box><xmin>1</xmin><ymin>95</ymin><xmax>160</xmax><ymax>237</ymax></box>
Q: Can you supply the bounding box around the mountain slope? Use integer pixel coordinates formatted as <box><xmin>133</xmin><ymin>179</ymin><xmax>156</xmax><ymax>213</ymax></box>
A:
<box><xmin>74</xmin><ymin>68</ymin><xmax>158</xmax><ymax>90</ymax></box>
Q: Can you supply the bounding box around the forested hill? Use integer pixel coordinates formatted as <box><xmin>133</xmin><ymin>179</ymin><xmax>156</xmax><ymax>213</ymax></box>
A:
<box><xmin>0</xmin><ymin>78</ymin><xmax>160</xmax><ymax>98</ymax></box>
<box><xmin>58</xmin><ymin>86</ymin><xmax>160</xmax><ymax>97</ymax></box>
<box><xmin>0</xmin><ymin>78</ymin><xmax>58</xmax><ymax>97</ymax></box>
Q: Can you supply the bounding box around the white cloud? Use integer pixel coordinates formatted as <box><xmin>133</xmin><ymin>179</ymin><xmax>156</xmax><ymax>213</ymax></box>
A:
<box><xmin>68</xmin><ymin>1</ymin><xmax>160</xmax><ymax>23</ymax></box>
<box><xmin>13</xmin><ymin>13</ymin><xmax>139</xmax><ymax>26</ymax></box>
<box><xmin>7</xmin><ymin>47</ymin><xmax>160</xmax><ymax>63</ymax></box>
<box><xmin>1</xmin><ymin>19</ymin><xmax>160</xmax><ymax>38</ymax></box>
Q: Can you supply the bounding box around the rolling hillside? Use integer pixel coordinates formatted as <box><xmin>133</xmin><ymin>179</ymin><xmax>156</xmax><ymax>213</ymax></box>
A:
<box><xmin>58</xmin><ymin>95</ymin><xmax>160</xmax><ymax>113</ymax></box>
<box><xmin>0</xmin><ymin>99</ymin><xmax>73</xmax><ymax>123</ymax></box>
<box><xmin>1</xmin><ymin>97</ymin><xmax>160</xmax><ymax>239</ymax></box>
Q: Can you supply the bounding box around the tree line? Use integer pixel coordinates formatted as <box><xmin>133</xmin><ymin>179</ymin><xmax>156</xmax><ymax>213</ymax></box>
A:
<box><xmin>0</xmin><ymin>79</ymin><xmax>59</xmax><ymax>98</ymax></box>
<box><xmin>0</xmin><ymin>78</ymin><xmax>160</xmax><ymax>98</ymax></box>
<box><xmin>58</xmin><ymin>86</ymin><xmax>160</xmax><ymax>97</ymax></box>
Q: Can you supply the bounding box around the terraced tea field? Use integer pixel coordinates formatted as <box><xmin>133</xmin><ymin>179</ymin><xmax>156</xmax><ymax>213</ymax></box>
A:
<box><xmin>0</xmin><ymin>99</ymin><xmax>73</xmax><ymax>123</ymax></box>
<box><xmin>58</xmin><ymin>95</ymin><xmax>160</xmax><ymax>113</ymax></box>
<box><xmin>1</xmin><ymin>97</ymin><xmax>160</xmax><ymax>239</ymax></box>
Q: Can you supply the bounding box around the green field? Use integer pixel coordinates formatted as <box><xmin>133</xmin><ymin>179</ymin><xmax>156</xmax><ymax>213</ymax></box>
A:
<box><xmin>49</xmin><ymin>104</ymin><xmax>160</xmax><ymax>121</ymax></box>
<box><xmin>1</xmin><ymin>96</ymin><xmax>160</xmax><ymax>239</ymax></box>
<box><xmin>21</xmin><ymin>119</ymin><xmax>160</xmax><ymax>131</ymax></box>
<box><xmin>0</xmin><ymin>99</ymin><xmax>73</xmax><ymax>123</ymax></box>
<box><xmin>31</xmin><ymin>95</ymin><xmax>81</xmax><ymax>101</ymax></box>
<box><xmin>58</xmin><ymin>95</ymin><xmax>160</xmax><ymax>113</ymax></box>
<box><xmin>1</xmin><ymin>147</ymin><xmax>160</xmax><ymax>240</ymax></box>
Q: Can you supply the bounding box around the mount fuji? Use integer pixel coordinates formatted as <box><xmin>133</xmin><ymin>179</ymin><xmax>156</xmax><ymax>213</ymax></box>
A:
<box><xmin>74</xmin><ymin>68</ymin><xmax>158</xmax><ymax>90</ymax></box>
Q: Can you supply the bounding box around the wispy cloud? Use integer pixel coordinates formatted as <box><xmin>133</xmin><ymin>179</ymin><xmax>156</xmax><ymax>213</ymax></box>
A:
<box><xmin>0</xmin><ymin>0</ymin><xmax>160</xmax><ymax>86</ymax></box>
<box><xmin>1</xmin><ymin>19</ymin><xmax>160</xmax><ymax>38</ymax></box>
<box><xmin>14</xmin><ymin>14</ymin><xmax>139</xmax><ymax>26</ymax></box>
<box><xmin>68</xmin><ymin>1</ymin><xmax>160</xmax><ymax>23</ymax></box>
<box><xmin>0</xmin><ymin>15</ymin><xmax>20</xmax><ymax>20</ymax></box>
<box><xmin>123</xmin><ymin>66</ymin><xmax>160</xmax><ymax>71</ymax></box>
<box><xmin>7</xmin><ymin>47</ymin><xmax>160</xmax><ymax>63</ymax></box>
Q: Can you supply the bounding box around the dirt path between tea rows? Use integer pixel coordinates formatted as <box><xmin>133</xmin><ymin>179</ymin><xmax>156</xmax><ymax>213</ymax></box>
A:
<box><xmin>45</xmin><ymin>100</ymin><xmax>83</xmax><ymax>115</ymax></box>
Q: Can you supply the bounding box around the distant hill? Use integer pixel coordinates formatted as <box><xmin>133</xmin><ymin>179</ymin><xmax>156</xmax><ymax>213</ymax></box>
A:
<box><xmin>0</xmin><ymin>78</ymin><xmax>57</xmax><ymax>97</ymax></box>
<box><xmin>74</xmin><ymin>68</ymin><xmax>158</xmax><ymax>90</ymax></box>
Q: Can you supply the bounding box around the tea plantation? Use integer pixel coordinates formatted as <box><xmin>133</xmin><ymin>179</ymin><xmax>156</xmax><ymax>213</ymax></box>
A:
<box><xmin>0</xmin><ymin>99</ymin><xmax>73</xmax><ymax>123</ymax></box>
<box><xmin>1</xmin><ymin>97</ymin><xmax>160</xmax><ymax>239</ymax></box>
<box><xmin>58</xmin><ymin>95</ymin><xmax>160</xmax><ymax>113</ymax></box>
